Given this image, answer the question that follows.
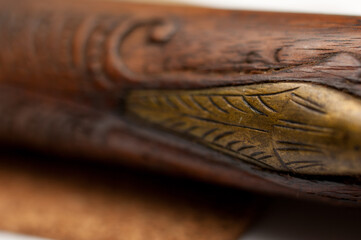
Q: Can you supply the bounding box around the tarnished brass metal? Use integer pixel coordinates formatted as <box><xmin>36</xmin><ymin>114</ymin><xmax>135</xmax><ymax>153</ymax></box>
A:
<box><xmin>127</xmin><ymin>83</ymin><xmax>361</xmax><ymax>175</ymax></box>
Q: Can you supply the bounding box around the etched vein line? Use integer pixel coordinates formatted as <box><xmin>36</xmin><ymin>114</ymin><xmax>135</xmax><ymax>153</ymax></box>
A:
<box><xmin>164</xmin><ymin>96</ymin><xmax>179</xmax><ymax>109</ymax></box>
<box><xmin>237</xmin><ymin>146</ymin><xmax>255</xmax><ymax>152</ymax></box>
<box><xmin>239</xmin><ymin>153</ymin><xmax>257</xmax><ymax>161</ymax></box>
<box><xmin>273</xmin><ymin>124</ymin><xmax>331</xmax><ymax>134</ymax></box>
<box><xmin>208</xmin><ymin>141</ymin><xmax>276</xmax><ymax>170</ymax></box>
<box><xmin>175</xmin><ymin>95</ymin><xmax>193</xmax><ymax>110</ymax></box>
<box><xmin>279</xmin><ymin>119</ymin><xmax>329</xmax><ymax>129</ymax></box>
<box><xmin>247</xmin><ymin>87</ymin><xmax>299</xmax><ymax>96</ymax></box>
<box><xmin>295</xmin><ymin>163</ymin><xmax>323</xmax><ymax>170</ymax></box>
<box><xmin>291</xmin><ymin>93</ymin><xmax>326</xmax><ymax>114</ymax></box>
<box><xmin>239</xmin><ymin>153</ymin><xmax>276</xmax><ymax>169</ymax></box>
<box><xmin>201</xmin><ymin>128</ymin><xmax>218</xmax><ymax>139</ymax></box>
<box><xmin>222</xmin><ymin>97</ymin><xmax>247</xmax><ymax>113</ymax></box>
<box><xmin>276</xmin><ymin>148</ymin><xmax>323</xmax><ymax>153</ymax></box>
<box><xmin>292</xmin><ymin>93</ymin><xmax>323</xmax><ymax>108</ymax></box>
<box><xmin>286</xmin><ymin>160</ymin><xmax>322</xmax><ymax>166</ymax></box>
<box><xmin>151</xmin><ymin>96</ymin><xmax>164</xmax><ymax>108</ymax></box>
<box><xmin>213</xmin><ymin>131</ymin><xmax>235</xmax><ymax>142</ymax></box>
<box><xmin>277</xmin><ymin>141</ymin><xmax>320</xmax><ymax>148</ymax></box>
<box><xmin>252</xmin><ymin>161</ymin><xmax>275</xmax><ymax>169</ymax></box>
<box><xmin>257</xmin><ymin>96</ymin><xmax>277</xmax><ymax>112</ymax></box>
<box><xmin>210</xmin><ymin>142</ymin><xmax>275</xmax><ymax>169</ymax></box>
<box><xmin>257</xmin><ymin>155</ymin><xmax>273</xmax><ymax>161</ymax></box>
<box><xmin>279</xmin><ymin>119</ymin><xmax>333</xmax><ymax>132</ymax></box>
<box><xmin>291</xmin><ymin>99</ymin><xmax>326</xmax><ymax>115</ymax></box>
<box><xmin>183</xmin><ymin>114</ymin><xmax>269</xmax><ymax>133</ymax></box>
<box><xmin>195</xmin><ymin>87</ymin><xmax>299</xmax><ymax>97</ymax></box>
<box><xmin>273</xmin><ymin>148</ymin><xmax>288</xmax><ymax>169</ymax></box>
<box><xmin>161</xmin><ymin>87</ymin><xmax>300</xmax><ymax>97</ymax></box>
<box><xmin>226</xmin><ymin>140</ymin><xmax>241</xmax><ymax>149</ymax></box>
<box><xmin>190</xmin><ymin>96</ymin><xmax>212</xmax><ymax>114</ymax></box>
<box><xmin>242</xmin><ymin>96</ymin><xmax>267</xmax><ymax>116</ymax></box>
<box><xmin>193</xmin><ymin>94</ymin><xmax>243</xmax><ymax>97</ymax></box>
<box><xmin>209</xmin><ymin>96</ymin><xmax>229</xmax><ymax>113</ymax></box>
<box><xmin>250</xmin><ymin>151</ymin><xmax>265</xmax><ymax>157</ymax></box>
<box><xmin>183</xmin><ymin>126</ymin><xmax>199</xmax><ymax>134</ymax></box>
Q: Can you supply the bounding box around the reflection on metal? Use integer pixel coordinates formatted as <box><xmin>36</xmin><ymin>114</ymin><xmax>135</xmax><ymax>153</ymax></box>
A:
<box><xmin>126</xmin><ymin>83</ymin><xmax>361</xmax><ymax>175</ymax></box>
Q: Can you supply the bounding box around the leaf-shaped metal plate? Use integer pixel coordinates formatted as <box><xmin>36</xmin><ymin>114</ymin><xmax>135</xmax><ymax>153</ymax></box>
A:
<box><xmin>126</xmin><ymin>83</ymin><xmax>361</xmax><ymax>175</ymax></box>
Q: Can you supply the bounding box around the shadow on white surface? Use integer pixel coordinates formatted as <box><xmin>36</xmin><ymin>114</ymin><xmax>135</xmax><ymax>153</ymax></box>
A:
<box><xmin>135</xmin><ymin>0</ymin><xmax>361</xmax><ymax>16</ymax></box>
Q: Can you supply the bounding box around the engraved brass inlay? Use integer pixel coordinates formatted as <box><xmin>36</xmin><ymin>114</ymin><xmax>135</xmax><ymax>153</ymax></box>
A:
<box><xmin>126</xmin><ymin>83</ymin><xmax>361</xmax><ymax>175</ymax></box>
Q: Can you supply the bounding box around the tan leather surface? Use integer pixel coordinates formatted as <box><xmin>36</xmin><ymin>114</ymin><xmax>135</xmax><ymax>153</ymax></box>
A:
<box><xmin>0</xmin><ymin>154</ymin><xmax>258</xmax><ymax>240</ymax></box>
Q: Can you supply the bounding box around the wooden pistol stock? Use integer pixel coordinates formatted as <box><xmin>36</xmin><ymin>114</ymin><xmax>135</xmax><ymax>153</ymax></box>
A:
<box><xmin>0</xmin><ymin>0</ymin><xmax>361</xmax><ymax>204</ymax></box>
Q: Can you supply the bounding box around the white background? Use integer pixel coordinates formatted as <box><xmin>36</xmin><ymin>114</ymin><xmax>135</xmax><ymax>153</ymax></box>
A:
<box><xmin>136</xmin><ymin>0</ymin><xmax>361</xmax><ymax>15</ymax></box>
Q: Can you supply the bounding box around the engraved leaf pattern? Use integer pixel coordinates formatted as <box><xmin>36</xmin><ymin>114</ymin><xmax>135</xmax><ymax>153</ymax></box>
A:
<box><xmin>127</xmin><ymin>83</ymin><xmax>361</xmax><ymax>175</ymax></box>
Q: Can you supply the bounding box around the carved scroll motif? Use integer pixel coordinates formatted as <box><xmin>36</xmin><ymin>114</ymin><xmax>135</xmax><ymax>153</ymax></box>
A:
<box><xmin>127</xmin><ymin>83</ymin><xmax>361</xmax><ymax>175</ymax></box>
<box><xmin>0</xmin><ymin>10</ymin><xmax>177</xmax><ymax>91</ymax></box>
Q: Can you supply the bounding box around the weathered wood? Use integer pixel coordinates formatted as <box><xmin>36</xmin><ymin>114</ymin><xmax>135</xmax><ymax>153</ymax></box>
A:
<box><xmin>1</xmin><ymin>0</ymin><xmax>361</xmax><ymax>204</ymax></box>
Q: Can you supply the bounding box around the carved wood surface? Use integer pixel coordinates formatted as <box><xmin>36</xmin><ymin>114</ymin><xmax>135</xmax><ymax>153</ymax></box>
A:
<box><xmin>1</xmin><ymin>0</ymin><xmax>361</xmax><ymax>203</ymax></box>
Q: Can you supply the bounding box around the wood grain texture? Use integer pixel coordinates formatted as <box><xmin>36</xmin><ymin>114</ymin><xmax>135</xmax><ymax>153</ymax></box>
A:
<box><xmin>0</xmin><ymin>0</ymin><xmax>361</xmax><ymax>204</ymax></box>
<box><xmin>2</xmin><ymin>0</ymin><xmax>361</xmax><ymax>97</ymax></box>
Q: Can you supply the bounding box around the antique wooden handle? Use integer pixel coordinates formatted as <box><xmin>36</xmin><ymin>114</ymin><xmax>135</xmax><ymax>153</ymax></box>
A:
<box><xmin>1</xmin><ymin>0</ymin><xmax>361</xmax><ymax>204</ymax></box>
